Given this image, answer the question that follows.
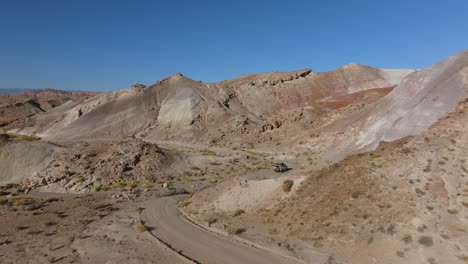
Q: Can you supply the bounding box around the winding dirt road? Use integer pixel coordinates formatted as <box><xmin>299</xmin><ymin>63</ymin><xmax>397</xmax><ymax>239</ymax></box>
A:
<box><xmin>141</xmin><ymin>195</ymin><xmax>300</xmax><ymax>264</ymax></box>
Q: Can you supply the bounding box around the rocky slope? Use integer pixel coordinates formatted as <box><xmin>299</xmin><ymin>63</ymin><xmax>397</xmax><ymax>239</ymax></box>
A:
<box><xmin>21</xmin><ymin>138</ymin><xmax>171</xmax><ymax>193</ymax></box>
<box><xmin>186</xmin><ymin>98</ymin><xmax>468</xmax><ymax>264</ymax></box>
<box><xmin>304</xmin><ymin>50</ymin><xmax>468</xmax><ymax>160</ymax></box>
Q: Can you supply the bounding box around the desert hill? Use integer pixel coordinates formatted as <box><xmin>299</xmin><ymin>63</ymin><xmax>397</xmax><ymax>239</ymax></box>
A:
<box><xmin>1</xmin><ymin>51</ymin><xmax>468</xmax><ymax>264</ymax></box>
<box><xmin>0</xmin><ymin>88</ymin><xmax>98</xmax><ymax>129</ymax></box>
<box><xmin>14</xmin><ymin>65</ymin><xmax>413</xmax><ymax>144</ymax></box>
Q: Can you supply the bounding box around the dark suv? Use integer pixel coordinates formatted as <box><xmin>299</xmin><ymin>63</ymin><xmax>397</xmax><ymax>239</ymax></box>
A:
<box><xmin>274</xmin><ymin>162</ymin><xmax>289</xmax><ymax>173</ymax></box>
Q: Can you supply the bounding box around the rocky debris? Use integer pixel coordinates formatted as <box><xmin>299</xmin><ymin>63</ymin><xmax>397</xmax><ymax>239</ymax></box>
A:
<box><xmin>268</xmin><ymin>68</ymin><xmax>313</xmax><ymax>85</ymax></box>
<box><xmin>260</xmin><ymin>120</ymin><xmax>283</xmax><ymax>132</ymax></box>
<box><xmin>22</xmin><ymin>138</ymin><xmax>168</xmax><ymax>192</ymax></box>
<box><xmin>246</xmin><ymin>69</ymin><xmax>313</xmax><ymax>87</ymax></box>
<box><xmin>0</xmin><ymin>133</ymin><xmax>9</xmax><ymax>140</ymax></box>
<box><xmin>111</xmin><ymin>188</ymin><xmax>141</xmax><ymax>200</ymax></box>
<box><xmin>221</xmin><ymin>93</ymin><xmax>236</xmax><ymax>108</ymax></box>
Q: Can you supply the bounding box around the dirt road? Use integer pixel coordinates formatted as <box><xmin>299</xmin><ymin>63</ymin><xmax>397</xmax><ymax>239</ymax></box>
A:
<box><xmin>141</xmin><ymin>195</ymin><xmax>300</xmax><ymax>264</ymax></box>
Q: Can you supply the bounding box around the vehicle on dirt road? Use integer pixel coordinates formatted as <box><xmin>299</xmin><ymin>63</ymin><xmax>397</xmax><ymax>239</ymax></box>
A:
<box><xmin>274</xmin><ymin>162</ymin><xmax>289</xmax><ymax>173</ymax></box>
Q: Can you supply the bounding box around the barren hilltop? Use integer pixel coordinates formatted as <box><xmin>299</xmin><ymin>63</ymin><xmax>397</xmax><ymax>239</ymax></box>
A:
<box><xmin>1</xmin><ymin>51</ymin><xmax>467</xmax><ymax>264</ymax></box>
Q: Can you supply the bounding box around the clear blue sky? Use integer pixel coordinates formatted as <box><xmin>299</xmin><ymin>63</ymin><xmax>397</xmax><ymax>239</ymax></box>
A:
<box><xmin>1</xmin><ymin>0</ymin><xmax>467</xmax><ymax>91</ymax></box>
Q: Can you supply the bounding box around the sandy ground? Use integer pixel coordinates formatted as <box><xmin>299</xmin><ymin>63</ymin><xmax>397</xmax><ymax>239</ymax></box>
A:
<box><xmin>0</xmin><ymin>191</ymin><xmax>187</xmax><ymax>264</ymax></box>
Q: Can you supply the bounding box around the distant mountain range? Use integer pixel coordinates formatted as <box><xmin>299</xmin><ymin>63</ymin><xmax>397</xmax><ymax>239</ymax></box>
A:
<box><xmin>0</xmin><ymin>88</ymin><xmax>38</xmax><ymax>94</ymax></box>
<box><xmin>0</xmin><ymin>88</ymin><xmax>94</xmax><ymax>94</ymax></box>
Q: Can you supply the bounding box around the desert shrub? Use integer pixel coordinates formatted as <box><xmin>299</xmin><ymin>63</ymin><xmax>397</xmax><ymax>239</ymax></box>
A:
<box><xmin>144</xmin><ymin>174</ymin><xmax>154</xmax><ymax>182</ymax></box>
<box><xmin>351</xmin><ymin>190</ymin><xmax>362</xmax><ymax>199</ymax></box>
<box><xmin>401</xmin><ymin>147</ymin><xmax>411</xmax><ymax>154</ymax></box>
<box><xmin>13</xmin><ymin>197</ymin><xmax>36</xmax><ymax>206</ymax></box>
<box><xmin>402</xmin><ymin>234</ymin><xmax>413</xmax><ymax>244</ymax></box>
<box><xmin>44</xmin><ymin>221</ymin><xmax>58</xmax><ymax>227</ymax></box>
<box><xmin>178</xmin><ymin>199</ymin><xmax>191</xmax><ymax>207</ymax></box>
<box><xmin>386</xmin><ymin>224</ymin><xmax>397</xmax><ymax>235</ymax></box>
<box><xmin>94</xmin><ymin>185</ymin><xmax>109</xmax><ymax>192</ymax></box>
<box><xmin>127</xmin><ymin>181</ymin><xmax>139</xmax><ymax>189</ymax></box>
<box><xmin>201</xmin><ymin>149</ymin><xmax>218</xmax><ymax>156</ymax></box>
<box><xmin>233</xmin><ymin>209</ymin><xmax>245</xmax><ymax>217</ymax></box>
<box><xmin>113</xmin><ymin>181</ymin><xmax>126</xmax><ymax>188</ymax></box>
<box><xmin>160</xmin><ymin>179</ymin><xmax>171</xmax><ymax>188</ymax></box>
<box><xmin>197</xmin><ymin>176</ymin><xmax>206</xmax><ymax>182</ymax></box>
<box><xmin>418</xmin><ymin>236</ymin><xmax>433</xmax><ymax>246</ymax></box>
<box><xmin>282</xmin><ymin>180</ymin><xmax>294</xmax><ymax>192</ymax></box>
<box><xmin>137</xmin><ymin>224</ymin><xmax>148</xmax><ymax>232</ymax></box>
<box><xmin>204</xmin><ymin>216</ymin><xmax>217</xmax><ymax>226</ymax></box>
<box><xmin>226</xmin><ymin>225</ymin><xmax>246</xmax><ymax>235</ymax></box>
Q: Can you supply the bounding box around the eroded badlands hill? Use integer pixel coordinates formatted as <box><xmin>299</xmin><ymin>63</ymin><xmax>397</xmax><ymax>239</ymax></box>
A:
<box><xmin>13</xmin><ymin>66</ymin><xmax>412</xmax><ymax>144</ymax></box>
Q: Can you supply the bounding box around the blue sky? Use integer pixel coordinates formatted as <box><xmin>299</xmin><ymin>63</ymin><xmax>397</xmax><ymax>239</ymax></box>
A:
<box><xmin>1</xmin><ymin>0</ymin><xmax>467</xmax><ymax>91</ymax></box>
